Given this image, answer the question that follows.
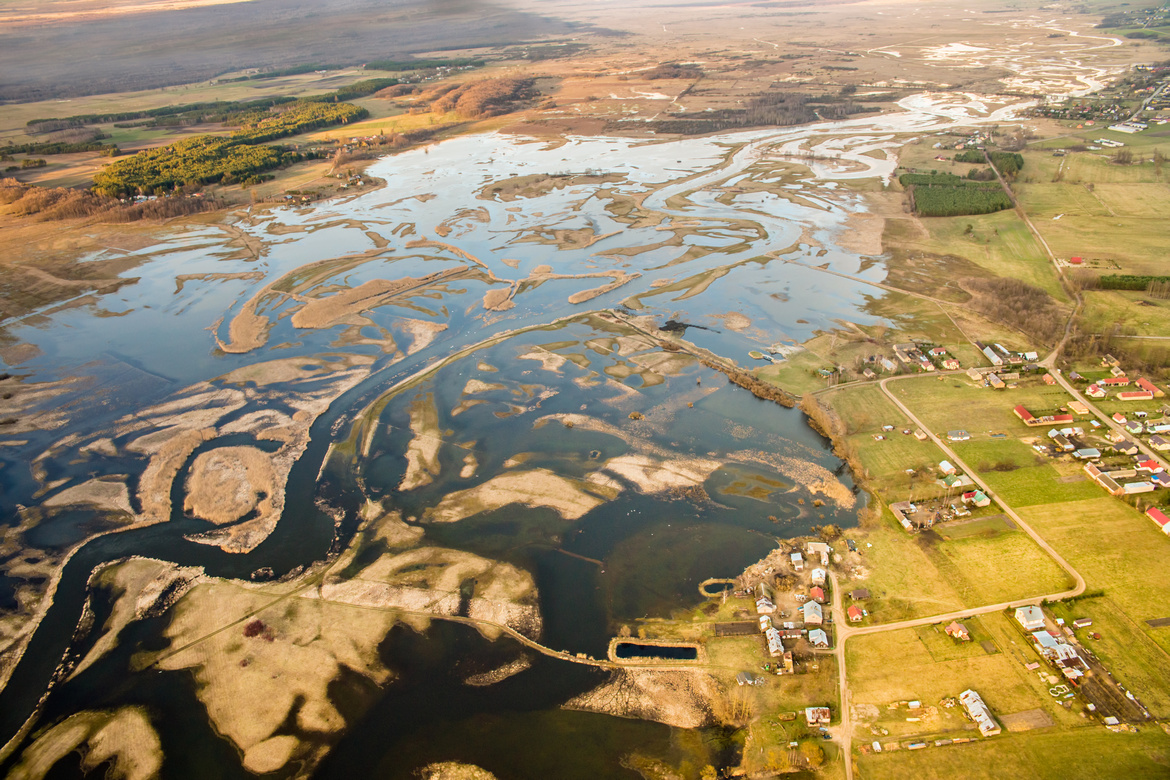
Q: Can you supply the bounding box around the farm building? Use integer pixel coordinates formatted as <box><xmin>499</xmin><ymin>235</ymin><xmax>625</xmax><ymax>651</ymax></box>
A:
<box><xmin>1136</xmin><ymin>378</ymin><xmax>1164</xmax><ymax>397</ymax></box>
<box><xmin>805</xmin><ymin>707</ymin><xmax>831</xmax><ymax>726</ymax></box>
<box><xmin>849</xmin><ymin>589</ymin><xmax>870</xmax><ymax>600</ymax></box>
<box><xmin>1074</xmin><ymin>448</ymin><xmax>1101</xmax><ymax>460</ymax></box>
<box><xmin>959</xmin><ymin>690</ymin><xmax>1001</xmax><ymax>737</ymax></box>
<box><xmin>766</xmin><ymin>627</ymin><xmax>785</xmax><ymax>657</ymax></box>
<box><xmin>1124</xmin><ymin>481</ymin><xmax>1156</xmax><ymax>495</ymax></box>
<box><xmin>1100</xmin><ymin>377</ymin><xmax>1131</xmax><ymax>387</ymax></box>
<box><xmin>939</xmin><ymin>460</ymin><xmax>958</xmax><ymax>476</ymax></box>
<box><xmin>811</xmin><ymin>568</ymin><xmax>826</xmax><ymax>586</ymax></box>
<box><xmin>1147</xmin><ymin>507</ymin><xmax>1170</xmax><ymax>535</ymax></box>
<box><xmin>1118</xmin><ymin>390</ymin><xmax>1155</xmax><ymax>402</ymax></box>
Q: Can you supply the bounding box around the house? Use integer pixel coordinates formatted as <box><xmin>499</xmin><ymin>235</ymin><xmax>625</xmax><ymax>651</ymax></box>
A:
<box><xmin>1126</xmin><ymin>420</ymin><xmax>1145</xmax><ymax>434</ymax></box>
<box><xmin>809</xmin><ymin>586</ymin><xmax>825</xmax><ymax>603</ymax></box>
<box><xmin>1153</xmin><ymin>472</ymin><xmax>1170</xmax><ymax>487</ymax></box>
<box><xmin>847</xmin><ymin>605</ymin><xmax>864</xmax><ymax>622</ymax></box>
<box><xmin>945</xmin><ymin>621</ymin><xmax>971</xmax><ymax>641</ymax></box>
<box><xmin>1015</xmin><ymin>606</ymin><xmax>1045</xmax><ymax>631</ymax></box>
<box><xmin>736</xmin><ymin>671</ymin><xmax>763</xmax><ymax>686</ymax></box>
<box><xmin>1118</xmin><ymin>390</ymin><xmax>1155</xmax><ymax>401</ymax></box>
<box><xmin>811</xmin><ymin>568</ymin><xmax>827</xmax><ymax>586</ymax></box>
<box><xmin>759</xmin><ymin>615</ymin><xmax>773</xmax><ymax>632</ymax></box>
<box><xmin>1146</xmin><ymin>507</ymin><xmax>1170</xmax><ymax>535</ymax></box>
<box><xmin>756</xmin><ymin>597</ymin><xmax>776</xmax><ymax>615</ymax></box>
<box><xmin>804</xmin><ymin>707</ymin><xmax>831</xmax><ymax>726</ymax></box>
<box><xmin>959</xmin><ymin>689</ymin><xmax>1001</xmax><ymax>737</ymax></box>
<box><xmin>1137</xmin><ymin>378</ymin><xmax>1165</xmax><ymax>397</ymax></box>
<box><xmin>790</xmin><ymin>552</ymin><xmax>804</xmax><ymax>571</ymax></box>
<box><xmin>947</xmin><ymin>430</ymin><xmax>970</xmax><ymax>441</ymax></box>
<box><xmin>803</xmin><ymin>600</ymin><xmax>823</xmax><ymax>625</ymax></box>
<box><xmin>863</xmin><ymin>368</ymin><xmax>876</xmax><ymax>380</ymax></box>
<box><xmin>942</xmin><ymin>358</ymin><xmax>961</xmax><ymax>370</ymax></box>
<box><xmin>807</xmin><ymin>541</ymin><xmax>831</xmax><ymax>565</ymax></box>
<box><xmin>1100</xmin><ymin>377</ymin><xmax>1131</xmax><ymax>387</ymax></box>
<box><xmin>967</xmin><ymin>367</ymin><xmax>985</xmax><ymax>382</ymax></box>
<box><xmin>880</xmin><ymin>358</ymin><xmax>897</xmax><ymax>373</ymax></box>
<box><xmin>1112</xmin><ymin>412</ymin><xmax>1127</xmax><ymax>424</ymax></box>
<box><xmin>1013</xmin><ymin>405</ymin><xmax>1035</xmax><ymax>423</ymax></box>
<box><xmin>930</xmin><ymin>347</ymin><xmax>947</xmax><ymax>357</ymax></box>
<box><xmin>961</xmin><ymin>490</ymin><xmax>991</xmax><ymax>507</ymax></box>
<box><xmin>1114</xmin><ymin>440</ymin><xmax>1139</xmax><ymax>456</ymax></box>
<box><xmin>1137</xmin><ymin>459</ymin><xmax>1164</xmax><ymax>473</ymax></box>
<box><xmin>808</xmin><ymin>628</ymin><xmax>830</xmax><ymax>648</ymax></box>
<box><xmin>1069</xmin><ymin>400</ymin><xmax>1089</xmax><ymax>415</ymax></box>
<box><xmin>1151</xmin><ymin>435</ymin><xmax>1170</xmax><ymax>451</ymax></box>
<box><xmin>913</xmin><ymin>429</ymin><xmax>928</xmax><ymax>441</ymax></box>
<box><xmin>849</xmin><ymin>589</ymin><xmax>870</xmax><ymax>601</ymax></box>
<box><xmin>939</xmin><ymin>459</ymin><xmax>958</xmax><ymax>476</ymax></box>
<box><xmin>1051</xmin><ymin>433</ymin><xmax>1074</xmax><ymax>452</ymax></box>
<box><xmin>1086</xmin><ymin>384</ymin><xmax>1106</xmax><ymax>398</ymax></box>
<box><xmin>766</xmin><ymin>627</ymin><xmax>785</xmax><ymax>657</ymax></box>
<box><xmin>1073</xmin><ymin>448</ymin><xmax>1101</xmax><ymax>460</ymax></box>
<box><xmin>1044</xmin><ymin>373</ymin><xmax>1057</xmax><ymax>386</ymax></box>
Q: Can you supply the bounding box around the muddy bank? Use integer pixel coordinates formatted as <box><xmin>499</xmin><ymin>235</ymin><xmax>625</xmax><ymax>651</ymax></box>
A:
<box><xmin>563</xmin><ymin>669</ymin><xmax>722</xmax><ymax>729</ymax></box>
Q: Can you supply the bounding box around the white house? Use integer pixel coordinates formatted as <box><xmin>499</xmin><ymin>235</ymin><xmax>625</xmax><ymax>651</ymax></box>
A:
<box><xmin>811</xmin><ymin>568</ymin><xmax>827</xmax><ymax>586</ymax></box>
<box><xmin>1014</xmin><ymin>606</ymin><xmax>1045</xmax><ymax>631</ymax></box>
<box><xmin>808</xmin><ymin>628</ymin><xmax>829</xmax><ymax>648</ymax></box>
<box><xmin>803</xmin><ymin>600</ymin><xmax>823</xmax><ymax>625</ymax></box>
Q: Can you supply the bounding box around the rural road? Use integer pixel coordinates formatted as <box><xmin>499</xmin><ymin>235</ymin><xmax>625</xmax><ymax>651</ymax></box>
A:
<box><xmin>877</xmin><ymin>375</ymin><xmax>1087</xmax><ymax>597</ymax></box>
<box><xmin>823</xmin><ymin>376</ymin><xmax>1089</xmax><ymax>780</ymax></box>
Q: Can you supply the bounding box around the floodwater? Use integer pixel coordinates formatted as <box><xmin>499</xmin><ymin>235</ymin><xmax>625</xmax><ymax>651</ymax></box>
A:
<box><xmin>0</xmin><ymin>91</ymin><xmax>1028</xmax><ymax>777</ymax></box>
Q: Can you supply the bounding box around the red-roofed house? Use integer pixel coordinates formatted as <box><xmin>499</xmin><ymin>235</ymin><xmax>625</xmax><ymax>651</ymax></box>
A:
<box><xmin>1118</xmin><ymin>390</ymin><xmax>1155</xmax><ymax>401</ymax></box>
<box><xmin>1100</xmin><ymin>377</ymin><xmax>1131</xmax><ymax>387</ymax></box>
<box><xmin>1086</xmin><ymin>384</ymin><xmax>1106</xmax><ymax>398</ymax></box>
<box><xmin>945</xmin><ymin>621</ymin><xmax>971</xmax><ymax>641</ymax></box>
<box><xmin>810</xmin><ymin>586</ymin><xmax>826</xmax><ymax>603</ymax></box>
<box><xmin>1113</xmin><ymin>413</ymin><xmax>1127</xmax><ymax>424</ymax></box>
<box><xmin>1147</xmin><ymin>507</ymin><xmax>1170</xmax><ymax>535</ymax></box>
<box><xmin>1014</xmin><ymin>405</ymin><xmax>1035</xmax><ymax>422</ymax></box>
<box><xmin>1070</xmin><ymin>256</ymin><xmax>1083</xmax><ymax>265</ymax></box>
<box><xmin>847</xmin><ymin>605</ymin><xmax>863</xmax><ymax>622</ymax></box>
<box><xmin>1138</xmin><ymin>460</ymin><xmax>1165</xmax><ymax>473</ymax></box>
<box><xmin>1136</xmin><ymin>378</ymin><xmax>1165</xmax><ymax>397</ymax></box>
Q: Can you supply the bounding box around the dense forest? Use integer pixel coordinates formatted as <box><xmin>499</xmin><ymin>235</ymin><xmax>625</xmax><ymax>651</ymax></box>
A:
<box><xmin>648</xmin><ymin>92</ymin><xmax>872</xmax><ymax>135</ymax></box>
<box><xmin>366</xmin><ymin>58</ymin><xmax>484</xmax><ymax>72</ymax></box>
<box><xmin>953</xmin><ymin>149</ymin><xmax>1025</xmax><ymax>178</ymax></box>
<box><xmin>92</xmin><ymin>137</ymin><xmax>297</xmax><ymax>197</ymax></box>
<box><xmin>899</xmin><ymin>172</ymin><xmax>1012</xmax><ymax>217</ymax></box>
<box><xmin>1097</xmin><ymin>274</ymin><xmax>1170</xmax><ymax>291</ymax></box>
<box><xmin>226</xmin><ymin>101</ymin><xmax>368</xmax><ymax>143</ymax></box>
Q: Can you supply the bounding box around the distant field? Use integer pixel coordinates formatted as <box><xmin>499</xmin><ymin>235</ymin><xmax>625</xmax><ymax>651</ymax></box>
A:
<box><xmin>1019</xmin><ymin>497</ymin><xmax>1170</xmax><ymax>659</ymax></box>
<box><xmin>857</xmin><ymin>727</ymin><xmax>1170</xmax><ymax>780</ymax></box>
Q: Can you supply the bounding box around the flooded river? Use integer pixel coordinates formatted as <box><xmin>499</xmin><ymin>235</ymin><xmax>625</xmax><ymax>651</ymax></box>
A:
<box><xmin>0</xmin><ymin>92</ymin><xmax>1028</xmax><ymax>777</ymax></box>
